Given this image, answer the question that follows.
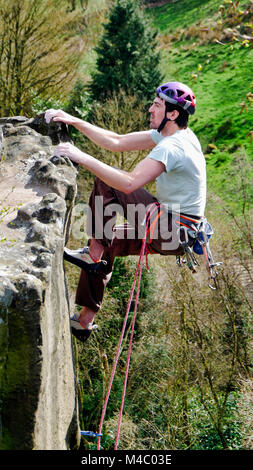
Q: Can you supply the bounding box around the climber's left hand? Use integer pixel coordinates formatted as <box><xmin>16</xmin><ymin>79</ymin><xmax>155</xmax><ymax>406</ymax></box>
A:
<box><xmin>54</xmin><ymin>142</ymin><xmax>84</xmax><ymax>164</ymax></box>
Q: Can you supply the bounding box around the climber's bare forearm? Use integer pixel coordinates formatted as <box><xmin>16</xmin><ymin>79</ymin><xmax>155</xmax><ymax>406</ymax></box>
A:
<box><xmin>73</xmin><ymin>119</ymin><xmax>155</xmax><ymax>152</ymax></box>
<box><xmin>54</xmin><ymin>142</ymin><xmax>164</xmax><ymax>194</ymax></box>
<box><xmin>44</xmin><ymin>109</ymin><xmax>155</xmax><ymax>152</ymax></box>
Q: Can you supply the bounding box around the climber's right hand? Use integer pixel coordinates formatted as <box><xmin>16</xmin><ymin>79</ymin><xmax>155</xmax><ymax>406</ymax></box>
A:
<box><xmin>44</xmin><ymin>109</ymin><xmax>76</xmax><ymax>126</ymax></box>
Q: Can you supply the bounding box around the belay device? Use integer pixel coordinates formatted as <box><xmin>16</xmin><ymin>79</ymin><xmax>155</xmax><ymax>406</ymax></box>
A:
<box><xmin>176</xmin><ymin>217</ymin><xmax>223</xmax><ymax>289</ymax></box>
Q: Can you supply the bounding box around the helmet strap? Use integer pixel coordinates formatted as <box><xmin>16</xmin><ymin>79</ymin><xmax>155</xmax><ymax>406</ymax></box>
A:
<box><xmin>157</xmin><ymin>117</ymin><xmax>170</xmax><ymax>133</ymax></box>
<box><xmin>157</xmin><ymin>102</ymin><xmax>172</xmax><ymax>133</ymax></box>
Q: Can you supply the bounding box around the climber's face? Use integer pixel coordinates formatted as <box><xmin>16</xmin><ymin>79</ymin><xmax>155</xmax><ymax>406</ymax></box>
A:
<box><xmin>149</xmin><ymin>97</ymin><xmax>166</xmax><ymax>129</ymax></box>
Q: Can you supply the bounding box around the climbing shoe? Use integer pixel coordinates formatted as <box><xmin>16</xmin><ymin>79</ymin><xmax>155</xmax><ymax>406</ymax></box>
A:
<box><xmin>64</xmin><ymin>247</ymin><xmax>107</xmax><ymax>272</ymax></box>
<box><xmin>70</xmin><ymin>313</ymin><xmax>98</xmax><ymax>342</ymax></box>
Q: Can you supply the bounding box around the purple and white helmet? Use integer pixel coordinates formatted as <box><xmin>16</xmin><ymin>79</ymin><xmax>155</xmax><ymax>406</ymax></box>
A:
<box><xmin>156</xmin><ymin>81</ymin><xmax>196</xmax><ymax>115</ymax></box>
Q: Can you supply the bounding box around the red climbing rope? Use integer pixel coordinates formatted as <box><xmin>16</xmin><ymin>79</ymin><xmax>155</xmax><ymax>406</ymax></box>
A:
<box><xmin>114</xmin><ymin>240</ymin><xmax>145</xmax><ymax>450</ymax></box>
<box><xmin>96</xmin><ymin>251</ymin><xmax>142</xmax><ymax>449</ymax></box>
<box><xmin>97</xmin><ymin>202</ymin><xmax>160</xmax><ymax>451</ymax></box>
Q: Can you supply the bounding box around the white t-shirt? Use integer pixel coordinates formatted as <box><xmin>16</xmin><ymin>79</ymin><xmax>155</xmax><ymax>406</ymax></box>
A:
<box><xmin>148</xmin><ymin>128</ymin><xmax>206</xmax><ymax>217</ymax></box>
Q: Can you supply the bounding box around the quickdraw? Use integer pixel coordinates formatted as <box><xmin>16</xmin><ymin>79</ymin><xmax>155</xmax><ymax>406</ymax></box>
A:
<box><xmin>175</xmin><ymin>215</ymin><xmax>223</xmax><ymax>289</ymax></box>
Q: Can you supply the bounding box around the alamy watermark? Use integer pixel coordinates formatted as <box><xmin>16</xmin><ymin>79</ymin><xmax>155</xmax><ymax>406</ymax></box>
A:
<box><xmin>71</xmin><ymin>197</ymin><xmax>190</xmax><ymax>251</ymax></box>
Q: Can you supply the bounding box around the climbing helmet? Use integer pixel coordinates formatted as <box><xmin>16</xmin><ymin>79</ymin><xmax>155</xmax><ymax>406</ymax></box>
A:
<box><xmin>156</xmin><ymin>81</ymin><xmax>196</xmax><ymax>115</ymax></box>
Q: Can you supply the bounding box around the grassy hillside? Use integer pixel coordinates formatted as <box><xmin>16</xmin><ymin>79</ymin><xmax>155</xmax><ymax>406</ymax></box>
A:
<box><xmin>147</xmin><ymin>0</ymin><xmax>253</xmax><ymax>211</ymax></box>
<box><xmin>148</xmin><ymin>0</ymin><xmax>225</xmax><ymax>31</ymax></box>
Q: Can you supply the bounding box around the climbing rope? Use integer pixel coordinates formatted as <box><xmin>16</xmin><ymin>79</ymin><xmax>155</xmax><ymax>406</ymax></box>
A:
<box><xmin>97</xmin><ymin>202</ymin><xmax>159</xmax><ymax>451</ymax></box>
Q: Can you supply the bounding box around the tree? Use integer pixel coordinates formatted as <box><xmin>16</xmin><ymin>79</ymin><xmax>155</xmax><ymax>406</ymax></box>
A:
<box><xmin>0</xmin><ymin>0</ymin><xmax>85</xmax><ymax>116</ymax></box>
<box><xmin>89</xmin><ymin>0</ymin><xmax>163</xmax><ymax>104</ymax></box>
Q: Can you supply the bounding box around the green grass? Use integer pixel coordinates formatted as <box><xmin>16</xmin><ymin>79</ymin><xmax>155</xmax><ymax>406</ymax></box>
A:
<box><xmin>147</xmin><ymin>0</ymin><xmax>250</xmax><ymax>33</ymax></box>
<box><xmin>147</xmin><ymin>0</ymin><xmax>222</xmax><ymax>32</ymax></box>
<box><xmin>171</xmin><ymin>43</ymin><xmax>253</xmax><ymax>146</ymax></box>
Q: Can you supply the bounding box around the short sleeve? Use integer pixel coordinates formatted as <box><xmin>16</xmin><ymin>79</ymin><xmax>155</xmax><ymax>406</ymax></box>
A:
<box><xmin>147</xmin><ymin>139</ymin><xmax>181</xmax><ymax>172</ymax></box>
<box><xmin>149</xmin><ymin>129</ymin><xmax>163</xmax><ymax>145</ymax></box>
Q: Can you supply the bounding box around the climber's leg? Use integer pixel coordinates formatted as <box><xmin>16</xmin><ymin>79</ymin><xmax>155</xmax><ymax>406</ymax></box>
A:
<box><xmin>75</xmin><ymin>231</ymin><xmax>143</xmax><ymax>314</ymax></box>
<box><xmin>78</xmin><ymin>305</ymin><xmax>96</xmax><ymax>329</ymax></box>
<box><xmin>70</xmin><ymin>311</ymin><xmax>98</xmax><ymax>342</ymax></box>
<box><xmin>73</xmin><ymin>177</ymin><xmax>157</xmax><ymax>314</ymax></box>
<box><xmin>88</xmin><ymin>238</ymin><xmax>104</xmax><ymax>261</ymax></box>
<box><xmin>86</xmin><ymin>176</ymin><xmax>158</xmax><ymax>247</ymax></box>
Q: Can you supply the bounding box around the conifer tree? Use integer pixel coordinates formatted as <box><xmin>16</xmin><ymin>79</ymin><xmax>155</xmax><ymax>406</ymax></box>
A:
<box><xmin>89</xmin><ymin>0</ymin><xmax>163</xmax><ymax>104</ymax></box>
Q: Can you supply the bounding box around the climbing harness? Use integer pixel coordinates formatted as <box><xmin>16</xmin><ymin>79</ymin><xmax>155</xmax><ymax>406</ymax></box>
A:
<box><xmin>175</xmin><ymin>215</ymin><xmax>222</xmax><ymax>289</ymax></box>
<box><xmin>96</xmin><ymin>203</ymin><xmax>159</xmax><ymax>451</ymax></box>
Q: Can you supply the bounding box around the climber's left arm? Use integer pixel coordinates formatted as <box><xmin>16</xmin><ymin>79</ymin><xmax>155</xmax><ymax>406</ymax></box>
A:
<box><xmin>54</xmin><ymin>142</ymin><xmax>164</xmax><ymax>194</ymax></box>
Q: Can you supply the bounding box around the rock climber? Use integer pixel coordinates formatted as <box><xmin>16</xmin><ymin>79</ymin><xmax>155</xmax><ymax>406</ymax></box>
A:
<box><xmin>45</xmin><ymin>81</ymin><xmax>206</xmax><ymax>342</ymax></box>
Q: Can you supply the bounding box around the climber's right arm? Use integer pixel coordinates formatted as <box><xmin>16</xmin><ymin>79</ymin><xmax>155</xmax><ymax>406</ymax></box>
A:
<box><xmin>44</xmin><ymin>109</ymin><xmax>155</xmax><ymax>152</ymax></box>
